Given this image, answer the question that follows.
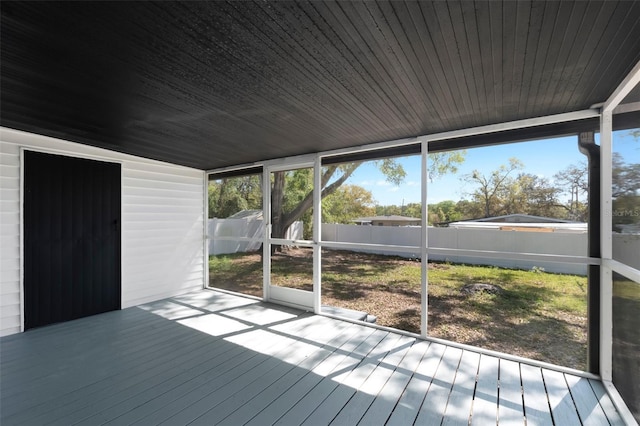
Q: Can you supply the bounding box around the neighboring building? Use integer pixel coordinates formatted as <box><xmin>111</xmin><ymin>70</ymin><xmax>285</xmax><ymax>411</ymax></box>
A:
<box><xmin>448</xmin><ymin>214</ymin><xmax>587</xmax><ymax>233</ymax></box>
<box><xmin>458</xmin><ymin>214</ymin><xmax>579</xmax><ymax>224</ymax></box>
<box><xmin>351</xmin><ymin>215</ymin><xmax>421</xmax><ymax>226</ymax></box>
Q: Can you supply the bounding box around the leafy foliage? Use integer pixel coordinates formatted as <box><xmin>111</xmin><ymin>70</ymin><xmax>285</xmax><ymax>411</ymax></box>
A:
<box><xmin>210</xmin><ymin>152</ymin><xmax>467</xmax><ymax>241</ymax></box>
<box><xmin>322</xmin><ymin>184</ymin><xmax>376</xmax><ymax>224</ymax></box>
<box><xmin>611</xmin><ymin>152</ymin><xmax>640</xmax><ymax>230</ymax></box>
<box><xmin>428</xmin><ymin>151</ymin><xmax>467</xmax><ymax>181</ymax></box>
<box><xmin>375</xmin><ymin>202</ymin><xmax>422</xmax><ymax>218</ymax></box>
<box><xmin>427</xmin><ymin>200</ymin><xmax>463</xmax><ymax>224</ymax></box>
<box><xmin>208</xmin><ymin>175</ymin><xmax>261</xmax><ymax>218</ymax></box>
<box><xmin>553</xmin><ymin>162</ymin><xmax>588</xmax><ymax>221</ymax></box>
<box><xmin>461</xmin><ymin>157</ymin><xmax>525</xmax><ymax>218</ymax></box>
<box><xmin>426</xmin><ymin>159</ymin><xmax>592</xmax><ymax>224</ymax></box>
<box><xmin>271</xmin><ymin>159</ymin><xmax>409</xmax><ymax>241</ymax></box>
<box><xmin>376</xmin><ymin>158</ymin><xmax>407</xmax><ymax>185</ymax></box>
<box><xmin>208</xmin><ymin>143</ymin><xmax>640</xmax><ymax>231</ymax></box>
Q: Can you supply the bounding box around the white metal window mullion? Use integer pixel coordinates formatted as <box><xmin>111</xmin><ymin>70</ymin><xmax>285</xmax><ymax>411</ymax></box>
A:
<box><xmin>203</xmin><ymin>171</ymin><xmax>210</xmax><ymax>290</ymax></box>
<box><xmin>607</xmin><ymin>259</ymin><xmax>640</xmax><ymax>284</ymax></box>
<box><xmin>599</xmin><ymin>109</ymin><xmax>613</xmax><ymax>382</ymax></box>
<box><xmin>598</xmin><ymin>59</ymin><xmax>640</xmax><ymax>382</ymax></box>
<box><xmin>19</xmin><ymin>148</ymin><xmax>25</xmax><ymax>332</ymax></box>
<box><xmin>318</xmin><ymin>241</ymin><xmax>420</xmax><ymax>254</ymax></box>
<box><xmin>313</xmin><ymin>155</ymin><xmax>322</xmax><ymax>314</ymax></box>
<box><xmin>262</xmin><ymin>166</ymin><xmax>271</xmax><ymax>302</ymax></box>
<box><xmin>421</xmin><ymin>139</ymin><xmax>429</xmax><ymax>338</ymax></box>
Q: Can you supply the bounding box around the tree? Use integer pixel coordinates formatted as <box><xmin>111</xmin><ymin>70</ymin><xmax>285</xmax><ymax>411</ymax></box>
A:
<box><xmin>427</xmin><ymin>200</ymin><xmax>463</xmax><ymax>225</ymax></box>
<box><xmin>270</xmin><ymin>161</ymin><xmax>401</xmax><ymax>243</ymax></box>
<box><xmin>376</xmin><ymin>204</ymin><xmax>402</xmax><ymax>216</ymax></box>
<box><xmin>322</xmin><ymin>185</ymin><xmax>376</xmax><ymax>224</ymax></box>
<box><xmin>208</xmin><ymin>175</ymin><xmax>262</xmax><ymax>218</ymax></box>
<box><xmin>375</xmin><ymin>202</ymin><xmax>422</xmax><ymax>218</ymax></box>
<box><xmin>515</xmin><ymin>174</ymin><xmax>564</xmax><ymax>218</ymax></box>
<box><xmin>611</xmin><ymin>152</ymin><xmax>640</xmax><ymax>230</ymax></box>
<box><xmin>271</xmin><ymin>153</ymin><xmax>466</xmax><ymax>243</ymax></box>
<box><xmin>612</xmin><ymin>152</ymin><xmax>640</xmax><ymax>197</ymax></box>
<box><xmin>460</xmin><ymin>159</ymin><xmax>569</xmax><ymax>219</ymax></box>
<box><xmin>455</xmin><ymin>199</ymin><xmax>483</xmax><ymax>220</ymax></box>
<box><xmin>428</xmin><ymin>151</ymin><xmax>467</xmax><ymax>181</ymax></box>
<box><xmin>553</xmin><ymin>162</ymin><xmax>588</xmax><ymax>221</ymax></box>
<box><xmin>403</xmin><ymin>202</ymin><xmax>422</xmax><ymax>219</ymax></box>
<box><xmin>462</xmin><ymin>158</ymin><xmax>524</xmax><ymax>217</ymax></box>
<box><xmin>494</xmin><ymin>173</ymin><xmax>564</xmax><ymax>218</ymax></box>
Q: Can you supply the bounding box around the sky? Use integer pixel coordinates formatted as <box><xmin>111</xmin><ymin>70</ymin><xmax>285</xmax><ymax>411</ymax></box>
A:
<box><xmin>347</xmin><ymin>129</ymin><xmax>639</xmax><ymax>206</ymax></box>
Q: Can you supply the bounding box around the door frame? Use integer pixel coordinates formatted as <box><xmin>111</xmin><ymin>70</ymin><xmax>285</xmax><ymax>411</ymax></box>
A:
<box><xmin>263</xmin><ymin>159</ymin><xmax>318</xmax><ymax>311</ymax></box>
<box><xmin>19</xmin><ymin>148</ymin><xmax>123</xmax><ymax>331</ymax></box>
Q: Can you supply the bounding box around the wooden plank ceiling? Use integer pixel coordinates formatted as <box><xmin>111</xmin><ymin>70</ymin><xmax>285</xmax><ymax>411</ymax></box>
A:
<box><xmin>2</xmin><ymin>1</ymin><xmax>640</xmax><ymax>170</ymax></box>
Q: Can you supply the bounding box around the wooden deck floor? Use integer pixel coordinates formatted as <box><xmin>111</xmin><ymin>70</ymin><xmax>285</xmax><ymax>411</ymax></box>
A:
<box><xmin>0</xmin><ymin>290</ymin><xmax>626</xmax><ymax>425</ymax></box>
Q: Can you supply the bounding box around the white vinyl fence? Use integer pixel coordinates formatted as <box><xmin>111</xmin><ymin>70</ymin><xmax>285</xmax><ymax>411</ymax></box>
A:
<box><xmin>613</xmin><ymin>234</ymin><xmax>640</xmax><ymax>270</ymax></box>
<box><xmin>209</xmin><ymin>220</ymin><xmax>640</xmax><ymax>275</ymax></box>
<box><xmin>208</xmin><ymin>218</ymin><xmax>302</xmax><ymax>255</ymax></box>
<box><xmin>427</xmin><ymin>226</ymin><xmax>588</xmax><ymax>275</ymax></box>
<box><xmin>323</xmin><ymin>224</ymin><xmax>639</xmax><ymax>275</ymax></box>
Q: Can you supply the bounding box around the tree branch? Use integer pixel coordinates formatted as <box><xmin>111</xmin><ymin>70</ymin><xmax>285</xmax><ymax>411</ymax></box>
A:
<box><xmin>279</xmin><ymin>165</ymin><xmax>357</xmax><ymax>233</ymax></box>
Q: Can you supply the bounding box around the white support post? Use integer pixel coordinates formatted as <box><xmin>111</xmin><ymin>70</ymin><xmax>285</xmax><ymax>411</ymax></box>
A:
<box><xmin>421</xmin><ymin>140</ymin><xmax>429</xmax><ymax>338</ymax></box>
<box><xmin>597</xmin><ymin>61</ymin><xmax>640</xmax><ymax>386</ymax></box>
<box><xmin>203</xmin><ymin>172</ymin><xmax>210</xmax><ymax>290</ymax></box>
<box><xmin>313</xmin><ymin>156</ymin><xmax>322</xmax><ymax>314</ymax></box>
<box><xmin>19</xmin><ymin>148</ymin><xmax>25</xmax><ymax>332</ymax></box>
<box><xmin>599</xmin><ymin>109</ymin><xmax>613</xmax><ymax>382</ymax></box>
<box><xmin>263</xmin><ymin>167</ymin><xmax>271</xmax><ymax>302</ymax></box>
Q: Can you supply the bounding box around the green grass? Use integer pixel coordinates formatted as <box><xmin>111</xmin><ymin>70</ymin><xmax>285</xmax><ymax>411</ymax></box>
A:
<box><xmin>614</xmin><ymin>275</ymin><xmax>640</xmax><ymax>300</ymax></box>
<box><xmin>428</xmin><ymin>263</ymin><xmax>587</xmax><ymax>315</ymax></box>
<box><xmin>208</xmin><ymin>255</ymin><xmax>233</xmax><ymax>271</ymax></box>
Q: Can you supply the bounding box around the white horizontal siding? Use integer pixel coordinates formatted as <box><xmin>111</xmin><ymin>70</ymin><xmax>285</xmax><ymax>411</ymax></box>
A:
<box><xmin>122</xmin><ymin>274</ymin><xmax>204</xmax><ymax>306</ymax></box>
<box><xmin>0</xmin><ymin>132</ymin><xmax>20</xmax><ymax>333</ymax></box>
<box><xmin>0</xmin><ymin>141</ymin><xmax>21</xmax><ymax>337</ymax></box>
<box><xmin>0</xmin><ymin>292</ymin><xmax>20</xmax><ymax>308</ymax></box>
<box><xmin>123</xmin><ymin>187</ymin><xmax>203</xmax><ymax>199</ymax></box>
<box><xmin>0</xmin><ymin>266</ymin><xmax>19</xmax><ymax>289</ymax></box>
<box><xmin>0</xmin><ymin>127</ymin><xmax>205</xmax><ymax>336</ymax></box>
<box><xmin>1</xmin><ymin>211</ymin><xmax>19</xmax><ymax>225</ymax></box>
<box><xmin>124</xmin><ymin>172</ymin><xmax>203</xmax><ymax>188</ymax></box>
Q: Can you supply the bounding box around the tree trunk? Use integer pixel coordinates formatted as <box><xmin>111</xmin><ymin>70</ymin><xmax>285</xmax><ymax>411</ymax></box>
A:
<box><xmin>269</xmin><ymin>164</ymin><xmax>358</xmax><ymax>253</ymax></box>
<box><xmin>271</xmin><ymin>171</ymin><xmax>286</xmax><ymax>254</ymax></box>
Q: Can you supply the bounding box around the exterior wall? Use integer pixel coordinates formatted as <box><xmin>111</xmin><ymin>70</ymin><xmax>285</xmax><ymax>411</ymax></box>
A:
<box><xmin>0</xmin><ymin>128</ymin><xmax>205</xmax><ymax>336</ymax></box>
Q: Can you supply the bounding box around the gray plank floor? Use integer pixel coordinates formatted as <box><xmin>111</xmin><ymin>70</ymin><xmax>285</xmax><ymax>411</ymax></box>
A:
<box><xmin>0</xmin><ymin>290</ymin><xmax>626</xmax><ymax>425</ymax></box>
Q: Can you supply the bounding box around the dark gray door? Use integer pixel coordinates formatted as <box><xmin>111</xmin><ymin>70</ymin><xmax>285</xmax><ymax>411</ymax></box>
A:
<box><xmin>24</xmin><ymin>151</ymin><xmax>121</xmax><ymax>329</ymax></box>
